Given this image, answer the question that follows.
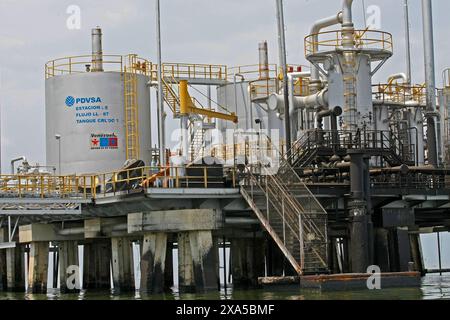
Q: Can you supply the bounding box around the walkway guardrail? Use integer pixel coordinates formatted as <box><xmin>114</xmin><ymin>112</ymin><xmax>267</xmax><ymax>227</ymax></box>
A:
<box><xmin>45</xmin><ymin>54</ymin><xmax>153</xmax><ymax>79</ymax></box>
<box><xmin>161</xmin><ymin>63</ymin><xmax>227</xmax><ymax>81</ymax></box>
<box><xmin>305</xmin><ymin>29</ymin><xmax>393</xmax><ymax>56</ymax></box>
<box><xmin>0</xmin><ymin>166</ymin><xmax>238</xmax><ymax>200</ymax></box>
<box><xmin>372</xmin><ymin>83</ymin><xmax>427</xmax><ymax>105</ymax></box>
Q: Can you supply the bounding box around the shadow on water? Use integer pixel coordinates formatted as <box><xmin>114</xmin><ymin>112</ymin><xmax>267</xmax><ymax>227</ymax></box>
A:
<box><xmin>1</xmin><ymin>275</ymin><xmax>449</xmax><ymax>301</ymax></box>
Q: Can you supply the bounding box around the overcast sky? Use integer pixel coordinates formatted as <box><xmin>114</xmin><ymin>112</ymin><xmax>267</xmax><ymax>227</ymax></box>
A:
<box><xmin>0</xmin><ymin>0</ymin><xmax>448</xmax><ymax>267</ymax></box>
<box><xmin>3</xmin><ymin>0</ymin><xmax>450</xmax><ymax>169</ymax></box>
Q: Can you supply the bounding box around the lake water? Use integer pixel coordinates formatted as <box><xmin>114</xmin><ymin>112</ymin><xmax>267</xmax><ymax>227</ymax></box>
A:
<box><xmin>0</xmin><ymin>274</ymin><xmax>449</xmax><ymax>300</ymax></box>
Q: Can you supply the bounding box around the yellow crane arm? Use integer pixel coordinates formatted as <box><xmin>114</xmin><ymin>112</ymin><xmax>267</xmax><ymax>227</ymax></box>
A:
<box><xmin>179</xmin><ymin>80</ymin><xmax>238</xmax><ymax>123</ymax></box>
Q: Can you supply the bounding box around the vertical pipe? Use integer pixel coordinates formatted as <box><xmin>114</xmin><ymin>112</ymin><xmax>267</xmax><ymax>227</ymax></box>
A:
<box><xmin>233</xmin><ymin>74</ymin><xmax>244</xmax><ymax>129</ymax></box>
<box><xmin>437</xmin><ymin>232</ymin><xmax>442</xmax><ymax>275</ymax></box>
<box><xmin>422</xmin><ymin>0</ymin><xmax>438</xmax><ymax>167</ymax></box>
<box><xmin>52</xmin><ymin>245</ymin><xmax>58</xmax><ymax>289</ymax></box>
<box><xmin>0</xmin><ymin>74</ymin><xmax>2</xmax><ymax>175</ymax></box>
<box><xmin>207</xmin><ymin>86</ymin><xmax>212</xmax><ymax>109</ymax></box>
<box><xmin>58</xmin><ymin>139</ymin><xmax>61</xmax><ymax>176</ymax></box>
<box><xmin>275</xmin><ymin>0</ymin><xmax>291</xmax><ymax>159</ymax></box>
<box><xmin>404</xmin><ymin>0</ymin><xmax>412</xmax><ymax>83</ymax></box>
<box><xmin>341</xmin><ymin>0</ymin><xmax>357</xmax><ymax>130</ymax></box>
<box><xmin>309</xmin><ymin>13</ymin><xmax>343</xmax><ymax>92</ymax></box>
<box><xmin>91</xmin><ymin>27</ymin><xmax>104</xmax><ymax>72</ymax></box>
<box><xmin>258</xmin><ymin>41</ymin><xmax>269</xmax><ymax>80</ymax></box>
<box><xmin>222</xmin><ymin>237</ymin><xmax>227</xmax><ymax>292</ymax></box>
<box><xmin>179</xmin><ymin>80</ymin><xmax>190</xmax><ymax>159</ymax></box>
<box><xmin>156</xmin><ymin>0</ymin><xmax>166</xmax><ymax>166</ymax></box>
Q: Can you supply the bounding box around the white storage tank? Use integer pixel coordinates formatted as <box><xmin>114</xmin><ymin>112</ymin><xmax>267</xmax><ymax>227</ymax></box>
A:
<box><xmin>45</xmin><ymin>28</ymin><xmax>152</xmax><ymax>175</ymax></box>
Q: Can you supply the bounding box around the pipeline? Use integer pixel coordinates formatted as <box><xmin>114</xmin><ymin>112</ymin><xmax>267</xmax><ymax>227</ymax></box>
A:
<box><xmin>268</xmin><ymin>89</ymin><xmax>328</xmax><ymax>114</ymax></box>
<box><xmin>309</xmin><ymin>12</ymin><xmax>343</xmax><ymax>92</ymax></box>
<box><xmin>422</xmin><ymin>0</ymin><xmax>438</xmax><ymax>167</ymax></box>
<box><xmin>387</xmin><ymin>73</ymin><xmax>408</xmax><ymax>84</ymax></box>
<box><xmin>288</xmin><ymin>72</ymin><xmax>311</xmax><ymax>135</ymax></box>
<box><xmin>317</xmin><ymin>106</ymin><xmax>343</xmax><ymax>129</ymax></box>
<box><xmin>11</xmin><ymin>156</ymin><xmax>27</xmax><ymax>174</ymax></box>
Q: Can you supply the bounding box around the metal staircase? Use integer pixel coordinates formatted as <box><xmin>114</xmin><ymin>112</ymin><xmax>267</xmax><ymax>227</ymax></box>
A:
<box><xmin>189</xmin><ymin>120</ymin><xmax>212</xmax><ymax>162</ymax></box>
<box><xmin>288</xmin><ymin>131</ymin><xmax>320</xmax><ymax>169</ymax></box>
<box><xmin>240</xmin><ymin>136</ymin><xmax>329</xmax><ymax>275</ymax></box>
<box><xmin>161</xmin><ymin>74</ymin><xmax>180</xmax><ymax>115</ymax></box>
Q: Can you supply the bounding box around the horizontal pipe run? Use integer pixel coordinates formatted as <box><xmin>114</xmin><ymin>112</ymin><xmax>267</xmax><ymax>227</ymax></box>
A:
<box><xmin>268</xmin><ymin>89</ymin><xmax>328</xmax><ymax>112</ymax></box>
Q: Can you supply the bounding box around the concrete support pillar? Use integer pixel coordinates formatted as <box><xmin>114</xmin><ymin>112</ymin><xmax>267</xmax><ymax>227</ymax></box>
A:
<box><xmin>0</xmin><ymin>250</ymin><xmax>6</xmax><ymax>291</ymax></box>
<box><xmin>177</xmin><ymin>231</ymin><xmax>218</xmax><ymax>293</ymax></box>
<box><xmin>6</xmin><ymin>246</ymin><xmax>26</xmax><ymax>292</ymax></box>
<box><xmin>266</xmin><ymin>239</ymin><xmax>284</xmax><ymax>276</ymax></box>
<box><xmin>188</xmin><ymin>231</ymin><xmax>218</xmax><ymax>292</ymax></box>
<box><xmin>164</xmin><ymin>241</ymin><xmax>174</xmax><ymax>290</ymax></box>
<box><xmin>178</xmin><ymin>232</ymin><xmax>195</xmax><ymax>293</ymax></box>
<box><xmin>83</xmin><ymin>240</ymin><xmax>111</xmax><ymax>290</ymax></box>
<box><xmin>111</xmin><ymin>237</ymin><xmax>135</xmax><ymax>293</ymax></box>
<box><xmin>396</xmin><ymin>228</ymin><xmax>412</xmax><ymax>272</ymax></box>
<box><xmin>375</xmin><ymin>228</ymin><xmax>391</xmax><ymax>272</ymax></box>
<box><xmin>0</xmin><ymin>229</ymin><xmax>7</xmax><ymax>291</ymax></box>
<box><xmin>28</xmin><ymin>242</ymin><xmax>49</xmax><ymax>294</ymax></box>
<box><xmin>349</xmin><ymin>152</ymin><xmax>373</xmax><ymax>273</ymax></box>
<box><xmin>140</xmin><ymin>233</ymin><xmax>168</xmax><ymax>294</ymax></box>
<box><xmin>231</xmin><ymin>238</ymin><xmax>265</xmax><ymax>288</ymax></box>
<box><xmin>349</xmin><ymin>211</ymin><xmax>371</xmax><ymax>273</ymax></box>
<box><xmin>58</xmin><ymin>241</ymin><xmax>79</xmax><ymax>293</ymax></box>
<box><xmin>410</xmin><ymin>234</ymin><xmax>425</xmax><ymax>275</ymax></box>
<box><xmin>231</xmin><ymin>239</ymin><xmax>249</xmax><ymax>287</ymax></box>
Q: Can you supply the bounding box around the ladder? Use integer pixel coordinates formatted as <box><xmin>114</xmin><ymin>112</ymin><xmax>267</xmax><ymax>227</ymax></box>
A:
<box><xmin>123</xmin><ymin>55</ymin><xmax>140</xmax><ymax>160</ymax></box>
<box><xmin>189</xmin><ymin>121</ymin><xmax>205</xmax><ymax>161</ymax></box>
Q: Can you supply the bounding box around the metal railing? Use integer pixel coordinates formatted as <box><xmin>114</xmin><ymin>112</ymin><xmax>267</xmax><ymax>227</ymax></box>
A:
<box><xmin>373</xmin><ymin>83</ymin><xmax>427</xmax><ymax>105</ymax></box>
<box><xmin>249</xmin><ymin>78</ymin><xmax>279</xmax><ymax>101</ymax></box>
<box><xmin>228</xmin><ymin>64</ymin><xmax>278</xmax><ymax>81</ymax></box>
<box><xmin>305</xmin><ymin>29</ymin><xmax>393</xmax><ymax>56</ymax></box>
<box><xmin>210</xmin><ymin>139</ymin><xmax>286</xmax><ymax>165</ymax></box>
<box><xmin>287</xmin><ymin>129</ymin><xmax>415</xmax><ymax>167</ymax></box>
<box><xmin>371</xmin><ymin>172</ymin><xmax>447</xmax><ymax>190</ymax></box>
<box><xmin>45</xmin><ymin>54</ymin><xmax>153</xmax><ymax>79</ymax></box>
<box><xmin>160</xmin><ymin>63</ymin><xmax>227</xmax><ymax>81</ymax></box>
<box><xmin>0</xmin><ymin>166</ymin><xmax>237</xmax><ymax>200</ymax></box>
<box><xmin>301</xmin><ymin>167</ymin><xmax>449</xmax><ymax>191</ymax></box>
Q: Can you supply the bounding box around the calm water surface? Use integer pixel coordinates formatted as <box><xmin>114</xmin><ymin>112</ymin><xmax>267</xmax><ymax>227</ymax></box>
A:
<box><xmin>0</xmin><ymin>275</ymin><xmax>449</xmax><ymax>301</ymax></box>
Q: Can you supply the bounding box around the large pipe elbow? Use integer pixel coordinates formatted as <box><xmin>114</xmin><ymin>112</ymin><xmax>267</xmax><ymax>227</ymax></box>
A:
<box><xmin>310</xmin><ymin>11</ymin><xmax>343</xmax><ymax>35</ymax></box>
<box><xmin>310</xmin><ymin>12</ymin><xmax>344</xmax><ymax>83</ymax></box>
<box><xmin>387</xmin><ymin>73</ymin><xmax>408</xmax><ymax>84</ymax></box>
<box><xmin>11</xmin><ymin>156</ymin><xmax>27</xmax><ymax>174</ymax></box>
<box><xmin>317</xmin><ymin>106</ymin><xmax>343</xmax><ymax>120</ymax></box>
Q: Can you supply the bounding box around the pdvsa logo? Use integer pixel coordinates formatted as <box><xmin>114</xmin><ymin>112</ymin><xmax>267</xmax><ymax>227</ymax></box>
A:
<box><xmin>65</xmin><ymin>96</ymin><xmax>102</xmax><ymax>107</ymax></box>
<box><xmin>65</xmin><ymin>96</ymin><xmax>75</xmax><ymax>107</ymax></box>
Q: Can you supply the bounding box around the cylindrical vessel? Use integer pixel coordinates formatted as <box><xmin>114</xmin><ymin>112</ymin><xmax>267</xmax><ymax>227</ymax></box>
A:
<box><xmin>45</xmin><ymin>64</ymin><xmax>152</xmax><ymax>175</ymax></box>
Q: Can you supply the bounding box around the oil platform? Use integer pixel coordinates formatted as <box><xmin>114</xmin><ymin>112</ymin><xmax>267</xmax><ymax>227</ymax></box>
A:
<box><xmin>0</xmin><ymin>0</ymin><xmax>449</xmax><ymax>294</ymax></box>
